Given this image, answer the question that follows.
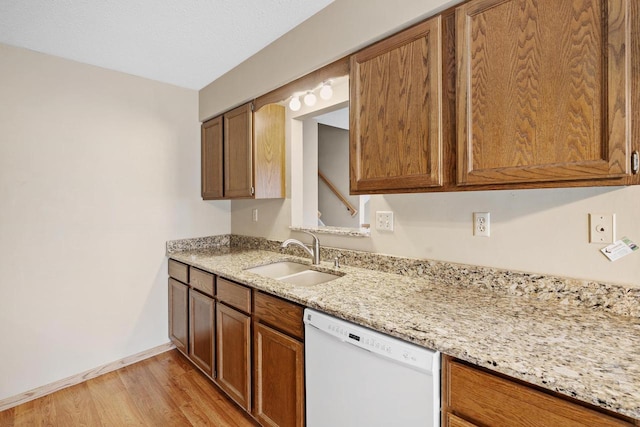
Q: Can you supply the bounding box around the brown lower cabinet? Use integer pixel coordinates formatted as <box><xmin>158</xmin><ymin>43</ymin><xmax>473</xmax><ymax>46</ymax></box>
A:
<box><xmin>168</xmin><ymin>260</ymin><xmax>215</xmax><ymax>379</ymax></box>
<box><xmin>216</xmin><ymin>302</ymin><xmax>251</xmax><ymax>411</ymax></box>
<box><xmin>442</xmin><ymin>356</ymin><xmax>635</xmax><ymax>427</ymax></box>
<box><xmin>189</xmin><ymin>289</ymin><xmax>215</xmax><ymax>377</ymax></box>
<box><xmin>169</xmin><ymin>261</ymin><xmax>305</xmax><ymax>426</ymax></box>
<box><xmin>253</xmin><ymin>291</ymin><xmax>305</xmax><ymax>427</ymax></box>
<box><xmin>168</xmin><ymin>277</ymin><xmax>188</xmax><ymax>354</ymax></box>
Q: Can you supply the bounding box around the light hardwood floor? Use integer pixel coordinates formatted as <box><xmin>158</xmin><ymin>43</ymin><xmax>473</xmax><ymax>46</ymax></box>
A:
<box><xmin>0</xmin><ymin>350</ymin><xmax>258</xmax><ymax>426</ymax></box>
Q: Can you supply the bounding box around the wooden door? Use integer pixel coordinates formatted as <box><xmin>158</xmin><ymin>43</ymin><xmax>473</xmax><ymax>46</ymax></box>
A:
<box><xmin>253</xmin><ymin>322</ymin><xmax>304</xmax><ymax>427</ymax></box>
<box><xmin>224</xmin><ymin>103</ymin><xmax>254</xmax><ymax>198</ymax></box>
<box><xmin>456</xmin><ymin>0</ymin><xmax>631</xmax><ymax>186</ymax></box>
<box><xmin>216</xmin><ymin>302</ymin><xmax>251</xmax><ymax>411</ymax></box>
<box><xmin>201</xmin><ymin>116</ymin><xmax>224</xmax><ymax>199</ymax></box>
<box><xmin>168</xmin><ymin>278</ymin><xmax>188</xmax><ymax>354</ymax></box>
<box><xmin>188</xmin><ymin>289</ymin><xmax>215</xmax><ymax>377</ymax></box>
<box><xmin>350</xmin><ymin>16</ymin><xmax>443</xmax><ymax>194</ymax></box>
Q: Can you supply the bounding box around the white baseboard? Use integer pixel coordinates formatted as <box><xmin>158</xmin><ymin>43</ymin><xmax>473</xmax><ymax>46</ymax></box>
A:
<box><xmin>0</xmin><ymin>342</ymin><xmax>176</xmax><ymax>412</ymax></box>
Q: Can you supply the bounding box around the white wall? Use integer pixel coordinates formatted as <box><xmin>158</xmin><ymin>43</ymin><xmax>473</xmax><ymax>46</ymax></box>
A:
<box><xmin>0</xmin><ymin>43</ymin><xmax>230</xmax><ymax>401</ymax></box>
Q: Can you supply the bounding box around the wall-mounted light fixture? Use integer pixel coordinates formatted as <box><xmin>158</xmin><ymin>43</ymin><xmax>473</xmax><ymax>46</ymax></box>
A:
<box><xmin>319</xmin><ymin>81</ymin><xmax>333</xmax><ymax>100</ymax></box>
<box><xmin>289</xmin><ymin>95</ymin><xmax>301</xmax><ymax>111</ymax></box>
<box><xmin>303</xmin><ymin>91</ymin><xmax>317</xmax><ymax>107</ymax></box>
<box><xmin>287</xmin><ymin>79</ymin><xmax>337</xmax><ymax>111</ymax></box>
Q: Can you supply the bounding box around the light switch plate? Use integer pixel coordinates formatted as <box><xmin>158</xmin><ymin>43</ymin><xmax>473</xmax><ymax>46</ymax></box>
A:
<box><xmin>589</xmin><ymin>213</ymin><xmax>615</xmax><ymax>243</ymax></box>
<box><xmin>375</xmin><ymin>211</ymin><xmax>394</xmax><ymax>231</ymax></box>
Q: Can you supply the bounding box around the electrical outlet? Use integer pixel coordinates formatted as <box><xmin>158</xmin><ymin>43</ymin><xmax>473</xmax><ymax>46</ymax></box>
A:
<box><xmin>375</xmin><ymin>211</ymin><xmax>394</xmax><ymax>231</ymax></box>
<box><xmin>589</xmin><ymin>213</ymin><xmax>615</xmax><ymax>243</ymax></box>
<box><xmin>473</xmin><ymin>212</ymin><xmax>490</xmax><ymax>237</ymax></box>
<box><xmin>252</xmin><ymin>209</ymin><xmax>258</xmax><ymax>222</ymax></box>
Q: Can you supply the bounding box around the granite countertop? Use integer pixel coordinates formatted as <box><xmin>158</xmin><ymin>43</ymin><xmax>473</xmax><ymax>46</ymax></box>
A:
<box><xmin>169</xmin><ymin>247</ymin><xmax>640</xmax><ymax>421</ymax></box>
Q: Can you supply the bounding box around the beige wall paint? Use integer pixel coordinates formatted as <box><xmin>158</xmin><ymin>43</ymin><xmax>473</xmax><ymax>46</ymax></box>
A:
<box><xmin>233</xmin><ymin>187</ymin><xmax>640</xmax><ymax>288</ymax></box>
<box><xmin>0</xmin><ymin>43</ymin><xmax>229</xmax><ymax>401</ymax></box>
<box><xmin>222</xmin><ymin>2</ymin><xmax>640</xmax><ymax>288</ymax></box>
<box><xmin>199</xmin><ymin>0</ymin><xmax>460</xmax><ymax>120</ymax></box>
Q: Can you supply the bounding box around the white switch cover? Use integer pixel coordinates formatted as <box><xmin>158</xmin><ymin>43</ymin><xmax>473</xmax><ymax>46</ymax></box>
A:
<box><xmin>376</xmin><ymin>211</ymin><xmax>394</xmax><ymax>231</ymax></box>
<box><xmin>473</xmin><ymin>212</ymin><xmax>490</xmax><ymax>237</ymax></box>
<box><xmin>252</xmin><ymin>209</ymin><xmax>258</xmax><ymax>222</ymax></box>
<box><xmin>589</xmin><ymin>213</ymin><xmax>615</xmax><ymax>243</ymax></box>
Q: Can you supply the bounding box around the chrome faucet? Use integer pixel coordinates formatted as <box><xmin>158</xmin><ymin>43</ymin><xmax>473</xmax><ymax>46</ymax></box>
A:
<box><xmin>281</xmin><ymin>231</ymin><xmax>321</xmax><ymax>265</ymax></box>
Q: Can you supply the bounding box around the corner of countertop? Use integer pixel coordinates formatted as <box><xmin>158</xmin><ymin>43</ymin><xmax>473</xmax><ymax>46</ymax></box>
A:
<box><xmin>166</xmin><ymin>234</ymin><xmax>231</xmax><ymax>254</ymax></box>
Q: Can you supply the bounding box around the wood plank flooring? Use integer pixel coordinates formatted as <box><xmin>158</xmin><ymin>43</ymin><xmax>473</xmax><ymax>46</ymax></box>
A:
<box><xmin>0</xmin><ymin>350</ymin><xmax>258</xmax><ymax>427</ymax></box>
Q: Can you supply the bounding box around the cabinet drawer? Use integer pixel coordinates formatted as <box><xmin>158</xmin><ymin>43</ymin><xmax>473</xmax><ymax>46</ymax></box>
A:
<box><xmin>254</xmin><ymin>291</ymin><xmax>304</xmax><ymax>340</ymax></box>
<box><xmin>446</xmin><ymin>413</ymin><xmax>477</xmax><ymax>427</ymax></box>
<box><xmin>190</xmin><ymin>268</ymin><xmax>215</xmax><ymax>297</ymax></box>
<box><xmin>217</xmin><ymin>278</ymin><xmax>251</xmax><ymax>313</ymax></box>
<box><xmin>445</xmin><ymin>358</ymin><xmax>632</xmax><ymax>427</ymax></box>
<box><xmin>168</xmin><ymin>259</ymin><xmax>189</xmax><ymax>283</ymax></box>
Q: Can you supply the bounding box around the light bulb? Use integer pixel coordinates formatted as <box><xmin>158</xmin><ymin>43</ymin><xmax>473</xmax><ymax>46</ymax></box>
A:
<box><xmin>289</xmin><ymin>96</ymin><xmax>301</xmax><ymax>111</ymax></box>
<box><xmin>319</xmin><ymin>82</ymin><xmax>333</xmax><ymax>100</ymax></box>
<box><xmin>303</xmin><ymin>91</ymin><xmax>317</xmax><ymax>107</ymax></box>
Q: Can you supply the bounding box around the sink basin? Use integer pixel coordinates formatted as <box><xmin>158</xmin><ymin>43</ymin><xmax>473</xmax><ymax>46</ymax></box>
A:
<box><xmin>245</xmin><ymin>261</ymin><xmax>310</xmax><ymax>279</ymax></box>
<box><xmin>245</xmin><ymin>261</ymin><xmax>341</xmax><ymax>286</ymax></box>
<box><xmin>278</xmin><ymin>269</ymin><xmax>341</xmax><ymax>286</ymax></box>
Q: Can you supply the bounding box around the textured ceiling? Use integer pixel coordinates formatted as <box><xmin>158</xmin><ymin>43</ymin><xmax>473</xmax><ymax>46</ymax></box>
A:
<box><xmin>0</xmin><ymin>0</ymin><xmax>334</xmax><ymax>89</ymax></box>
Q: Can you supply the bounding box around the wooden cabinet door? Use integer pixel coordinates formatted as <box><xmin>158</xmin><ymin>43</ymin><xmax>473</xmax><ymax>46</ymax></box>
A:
<box><xmin>456</xmin><ymin>0</ymin><xmax>631</xmax><ymax>186</ymax></box>
<box><xmin>350</xmin><ymin>16</ymin><xmax>443</xmax><ymax>193</ymax></box>
<box><xmin>253</xmin><ymin>322</ymin><xmax>304</xmax><ymax>427</ymax></box>
<box><xmin>201</xmin><ymin>116</ymin><xmax>224</xmax><ymax>199</ymax></box>
<box><xmin>216</xmin><ymin>302</ymin><xmax>251</xmax><ymax>411</ymax></box>
<box><xmin>188</xmin><ymin>290</ymin><xmax>215</xmax><ymax>377</ymax></box>
<box><xmin>253</xmin><ymin>104</ymin><xmax>285</xmax><ymax>199</ymax></box>
<box><xmin>224</xmin><ymin>103</ymin><xmax>254</xmax><ymax>198</ymax></box>
<box><xmin>168</xmin><ymin>278</ymin><xmax>188</xmax><ymax>354</ymax></box>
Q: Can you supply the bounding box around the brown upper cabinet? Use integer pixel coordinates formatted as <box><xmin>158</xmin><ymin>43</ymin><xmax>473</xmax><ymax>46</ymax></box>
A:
<box><xmin>350</xmin><ymin>16</ymin><xmax>444</xmax><ymax>194</ymax></box>
<box><xmin>201</xmin><ymin>116</ymin><xmax>223</xmax><ymax>199</ymax></box>
<box><xmin>201</xmin><ymin>102</ymin><xmax>285</xmax><ymax>200</ymax></box>
<box><xmin>456</xmin><ymin>0</ymin><xmax>633</xmax><ymax>186</ymax></box>
<box><xmin>203</xmin><ymin>0</ymin><xmax>639</xmax><ymax>195</ymax></box>
<box><xmin>224</xmin><ymin>103</ymin><xmax>254</xmax><ymax>198</ymax></box>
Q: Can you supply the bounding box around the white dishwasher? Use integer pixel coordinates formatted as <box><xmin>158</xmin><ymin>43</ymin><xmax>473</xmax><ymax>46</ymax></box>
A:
<box><xmin>304</xmin><ymin>309</ymin><xmax>440</xmax><ymax>427</ymax></box>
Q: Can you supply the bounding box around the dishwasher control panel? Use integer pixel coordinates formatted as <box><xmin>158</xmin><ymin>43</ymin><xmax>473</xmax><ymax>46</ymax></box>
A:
<box><xmin>304</xmin><ymin>309</ymin><xmax>438</xmax><ymax>374</ymax></box>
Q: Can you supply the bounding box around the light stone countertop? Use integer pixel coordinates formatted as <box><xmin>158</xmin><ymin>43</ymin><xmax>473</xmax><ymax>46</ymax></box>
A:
<box><xmin>169</xmin><ymin>247</ymin><xmax>640</xmax><ymax>421</ymax></box>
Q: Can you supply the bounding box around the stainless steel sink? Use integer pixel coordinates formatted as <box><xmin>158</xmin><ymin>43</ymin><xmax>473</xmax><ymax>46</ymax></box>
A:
<box><xmin>245</xmin><ymin>261</ymin><xmax>341</xmax><ymax>286</ymax></box>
